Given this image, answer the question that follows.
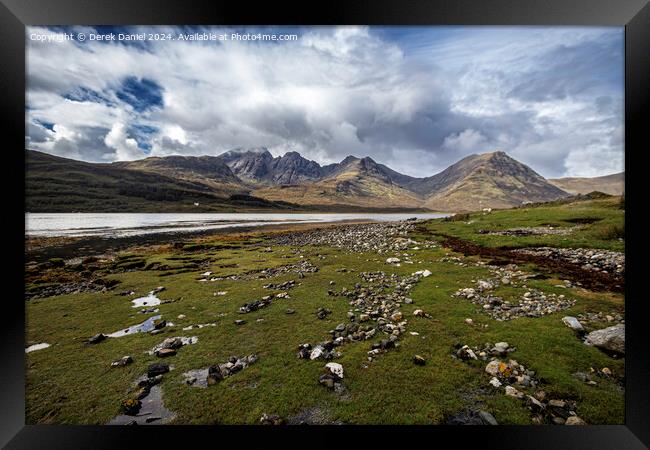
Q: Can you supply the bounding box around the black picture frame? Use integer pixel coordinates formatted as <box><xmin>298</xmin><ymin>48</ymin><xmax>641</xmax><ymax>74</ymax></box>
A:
<box><xmin>2</xmin><ymin>0</ymin><xmax>648</xmax><ymax>448</ymax></box>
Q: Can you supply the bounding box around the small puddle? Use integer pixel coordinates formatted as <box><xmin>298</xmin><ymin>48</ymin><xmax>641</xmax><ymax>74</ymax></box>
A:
<box><xmin>131</xmin><ymin>294</ymin><xmax>161</xmax><ymax>308</ymax></box>
<box><xmin>25</xmin><ymin>343</ymin><xmax>50</xmax><ymax>353</ymax></box>
<box><xmin>107</xmin><ymin>315</ymin><xmax>162</xmax><ymax>338</ymax></box>
<box><xmin>182</xmin><ymin>368</ymin><xmax>209</xmax><ymax>388</ymax></box>
<box><xmin>107</xmin><ymin>385</ymin><xmax>176</xmax><ymax>425</ymax></box>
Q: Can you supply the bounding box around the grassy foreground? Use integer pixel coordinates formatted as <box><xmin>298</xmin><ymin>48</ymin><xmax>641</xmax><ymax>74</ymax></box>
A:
<box><xmin>25</xmin><ymin>197</ymin><xmax>624</xmax><ymax>425</ymax></box>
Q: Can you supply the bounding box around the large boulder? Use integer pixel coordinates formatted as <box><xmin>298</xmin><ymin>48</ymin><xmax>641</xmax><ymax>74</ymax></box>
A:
<box><xmin>585</xmin><ymin>324</ymin><xmax>624</xmax><ymax>354</ymax></box>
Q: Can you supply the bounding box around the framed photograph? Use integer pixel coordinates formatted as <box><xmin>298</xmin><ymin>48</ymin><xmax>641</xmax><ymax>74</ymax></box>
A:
<box><xmin>2</xmin><ymin>0</ymin><xmax>648</xmax><ymax>447</ymax></box>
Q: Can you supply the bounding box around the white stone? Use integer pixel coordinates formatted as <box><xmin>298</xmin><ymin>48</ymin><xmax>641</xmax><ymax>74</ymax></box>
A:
<box><xmin>25</xmin><ymin>343</ymin><xmax>50</xmax><ymax>353</ymax></box>
<box><xmin>489</xmin><ymin>377</ymin><xmax>502</xmax><ymax>387</ymax></box>
<box><xmin>562</xmin><ymin>316</ymin><xmax>584</xmax><ymax>332</ymax></box>
<box><xmin>494</xmin><ymin>342</ymin><xmax>509</xmax><ymax>353</ymax></box>
<box><xmin>325</xmin><ymin>362</ymin><xmax>344</xmax><ymax>379</ymax></box>
<box><xmin>485</xmin><ymin>360</ymin><xmax>500</xmax><ymax>376</ymax></box>
<box><xmin>310</xmin><ymin>346</ymin><xmax>324</xmax><ymax>360</ymax></box>
<box><xmin>505</xmin><ymin>386</ymin><xmax>524</xmax><ymax>398</ymax></box>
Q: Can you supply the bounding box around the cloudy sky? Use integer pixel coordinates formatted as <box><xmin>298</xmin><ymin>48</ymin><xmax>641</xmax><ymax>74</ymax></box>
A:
<box><xmin>26</xmin><ymin>26</ymin><xmax>624</xmax><ymax>178</ymax></box>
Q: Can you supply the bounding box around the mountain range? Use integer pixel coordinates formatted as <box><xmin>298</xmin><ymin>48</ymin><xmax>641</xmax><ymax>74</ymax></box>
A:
<box><xmin>25</xmin><ymin>148</ymin><xmax>623</xmax><ymax>213</ymax></box>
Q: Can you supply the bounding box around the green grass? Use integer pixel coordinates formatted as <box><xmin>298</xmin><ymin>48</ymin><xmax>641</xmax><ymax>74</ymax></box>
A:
<box><xmin>421</xmin><ymin>197</ymin><xmax>624</xmax><ymax>251</ymax></box>
<box><xmin>25</xmin><ymin>199</ymin><xmax>625</xmax><ymax>425</ymax></box>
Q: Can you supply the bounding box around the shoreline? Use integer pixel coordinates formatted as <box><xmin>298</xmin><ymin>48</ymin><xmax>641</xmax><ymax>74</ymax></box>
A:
<box><xmin>24</xmin><ymin>219</ymin><xmax>386</xmax><ymax>263</ymax></box>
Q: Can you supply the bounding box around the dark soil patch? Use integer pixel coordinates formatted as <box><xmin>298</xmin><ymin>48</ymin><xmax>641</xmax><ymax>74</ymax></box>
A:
<box><xmin>563</xmin><ymin>217</ymin><xmax>603</xmax><ymax>224</ymax></box>
<box><xmin>420</xmin><ymin>228</ymin><xmax>624</xmax><ymax>293</ymax></box>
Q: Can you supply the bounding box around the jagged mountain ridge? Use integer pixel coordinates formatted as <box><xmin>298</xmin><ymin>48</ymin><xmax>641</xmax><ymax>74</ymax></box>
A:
<box><xmin>218</xmin><ymin>148</ymin><xmax>323</xmax><ymax>185</ymax></box>
<box><xmin>25</xmin><ymin>148</ymin><xmax>576</xmax><ymax>212</ymax></box>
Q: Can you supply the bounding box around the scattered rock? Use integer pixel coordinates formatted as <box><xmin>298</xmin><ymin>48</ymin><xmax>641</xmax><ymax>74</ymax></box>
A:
<box><xmin>485</xmin><ymin>360</ymin><xmax>500</xmax><ymax>376</ymax></box>
<box><xmin>585</xmin><ymin>324</ymin><xmax>625</xmax><ymax>354</ymax></box>
<box><xmin>88</xmin><ymin>333</ymin><xmax>107</xmax><ymax>345</ymax></box>
<box><xmin>156</xmin><ymin>348</ymin><xmax>177</xmax><ymax>358</ymax></box>
<box><xmin>316</xmin><ymin>308</ymin><xmax>332</xmax><ymax>320</ymax></box>
<box><xmin>479</xmin><ymin>227</ymin><xmax>573</xmax><ymax>237</ymax></box>
<box><xmin>489</xmin><ymin>377</ymin><xmax>502</xmax><ymax>388</ymax></box>
<box><xmin>204</xmin><ymin>354</ymin><xmax>259</xmax><ymax>386</ymax></box>
<box><xmin>260</xmin><ymin>413</ymin><xmax>284</xmax><ymax>425</ymax></box>
<box><xmin>457</xmin><ymin>345</ymin><xmax>478</xmax><ymax>360</ymax></box>
<box><xmin>562</xmin><ymin>316</ymin><xmax>584</xmax><ymax>332</ymax></box>
<box><xmin>454</xmin><ymin>284</ymin><xmax>575</xmax><ymax>321</ymax></box>
<box><xmin>148</xmin><ymin>336</ymin><xmax>197</xmax><ymax>355</ymax></box>
<box><xmin>413</xmin><ymin>355</ymin><xmax>426</xmax><ymax>366</ymax></box>
<box><xmin>147</xmin><ymin>363</ymin><xmax>170</xmax><ymax>378</ymax></box>
<box><xmin>111</xmin><ymin>356</ymin><xmax>134</xmax><ymax>368</ymax></box>
<box><xmin>325</xmin><ymin>362</ymin><xmax>344</xmax><ymax>379</ymax></box>
<box><xmin>565</xmin><ymin>416</ymin><xmax>587</xmax><ymax>425</ymax></box>
<box><xmin>478</xmin><ymin>410</ymin><xmax>498</xmax><ymax>425</ymax></box>
<box><xmin>513</xmin><ymin>247</ymin><xmax>624</xmax><ymax>276</ymax></box>
<box><xmin>493</xmin><ymin>342</ymin><xmax>509</xmax><ymax>355</ymax></box>
<box><xmin>505</xmin><ymin>386</ymin><xmax>524</xmax><ymax>399</ymax></box>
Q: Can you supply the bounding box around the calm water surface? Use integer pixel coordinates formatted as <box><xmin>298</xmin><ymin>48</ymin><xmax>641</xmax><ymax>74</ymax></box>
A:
<box><xmin>25</xmin><ymin>212</ymin><xmax>449</xmax><ymax>238</ymax></box>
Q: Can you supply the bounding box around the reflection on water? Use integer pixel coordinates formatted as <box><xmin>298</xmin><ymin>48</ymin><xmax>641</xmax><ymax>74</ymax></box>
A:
<box><xmin>131</xmin><ymin>294</ymin><xmax>162</xmax><ymax>308</ymax></box>
<box><xmin>107</xmin><ymin>315</ymin><xmax>162</xmax><ymax>337</ymax></box>
<box><xmin>25</xmin><ymin>212</ymin><xmax>449</xmax><ymax>238</ymax></box>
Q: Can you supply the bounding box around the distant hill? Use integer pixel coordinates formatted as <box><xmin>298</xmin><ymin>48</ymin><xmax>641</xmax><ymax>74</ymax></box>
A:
<box><xmin>420</xmin><ymin>151</ymin><xmax>570</xmax><ymax>211</ymax></box>
<box><xmin>25</xmin><ymin>148</ymin><xmax>573</xmax><ymax>212</ymax></box>
<box><xmin>25</xmin><ymin>150</ymin><xmax>298</xmax><ymax>212</ymax></box>
<box><xmin>114</xmin><ymin>154</ymin><xmax>245</xmax><ymax>197</ymax></box>
<box><xmin>549</xmin><ymin>172</ymin><xmax>624</xmax><ymax>196</ymax></box>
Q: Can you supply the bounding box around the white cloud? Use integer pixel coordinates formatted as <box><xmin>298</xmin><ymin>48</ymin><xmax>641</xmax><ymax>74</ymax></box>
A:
<box><xmin>104</xmin><ymin>123</ymin><xmax>145</xmax><ymax>161</ymax></box>
<box><xmin>442</xmin><ymin>129</ymin><xmax>489</xmax><ymax>153</ymax></box>
<box><xmin>25</xmin><ymin>25</ymin><xmax>624</xmax><ymax>178</ymax></box>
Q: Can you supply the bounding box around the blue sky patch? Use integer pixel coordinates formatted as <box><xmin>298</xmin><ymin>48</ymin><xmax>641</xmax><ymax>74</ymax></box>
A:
<box><xmin>127</xmin><ymin>124</ymin><xmax>158</xmax><ymax>152</ymax></box>
<box><xmin>35</xmin><ymin>119</ymin><xmax>55</xmax><ymax>131</ymax></box>
<box><xmin>116</xmin><ymin>77</ymin><xmax>164</xmax><ymax>113</ymax></box>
